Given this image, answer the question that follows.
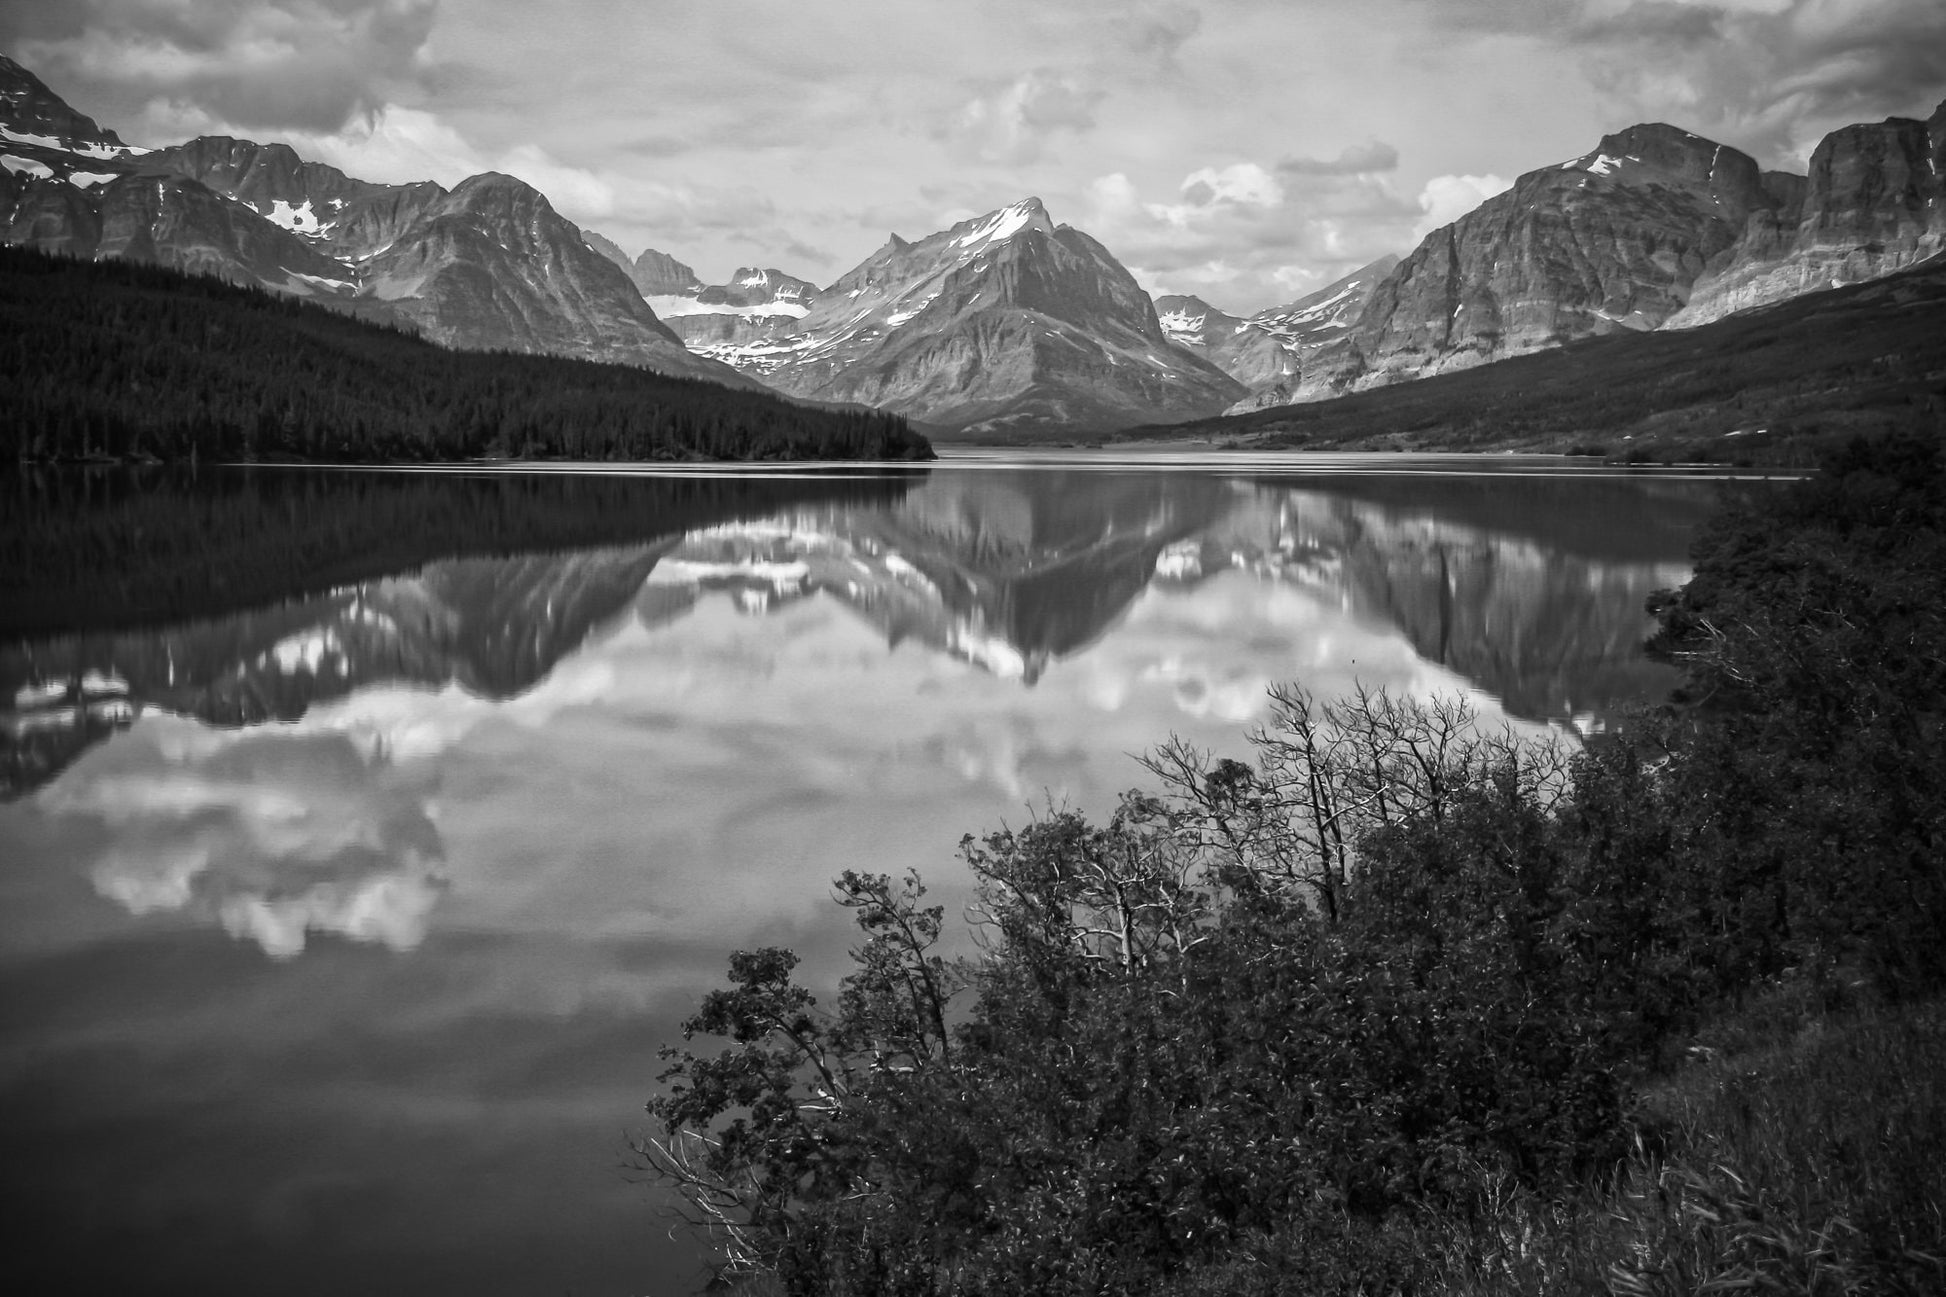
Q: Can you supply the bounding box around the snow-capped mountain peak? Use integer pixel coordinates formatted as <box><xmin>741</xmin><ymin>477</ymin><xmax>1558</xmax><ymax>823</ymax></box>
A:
<box><xmin>659</xmin><ymin>196</ymin><xmax>1245</xmax><ymax>434</ymax></box>
<box><xmin>949</xmin><ymin>197</ymin><xmax>1056</xmax><ymax>250</ymax></box>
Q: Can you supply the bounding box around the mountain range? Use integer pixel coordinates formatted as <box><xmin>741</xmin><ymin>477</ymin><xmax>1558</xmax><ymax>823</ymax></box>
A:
<box><xmin>1292</xmin><ymin>112</ymin><xmax>1946</xmax><ymax>400</ymax></box>
<box><xmin>0</xmin><ymin>55</ymin><xmax>746</xmax><ymax>390</ymax></box>
<box><xmin>4</xmin><ymin>50</ymin><xmax>1941</xmax><ymax>438</ymax></box>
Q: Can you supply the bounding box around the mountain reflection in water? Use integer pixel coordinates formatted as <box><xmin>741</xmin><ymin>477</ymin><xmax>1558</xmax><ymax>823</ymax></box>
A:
<box><xmin>0</xmin><ymin>458</ymin><xmax>1735</xmax><ymax>1296</ymax></box>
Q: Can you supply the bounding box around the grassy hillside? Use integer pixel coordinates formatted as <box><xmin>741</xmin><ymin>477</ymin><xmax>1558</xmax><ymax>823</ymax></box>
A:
<box><xmin>0</xmin><ymin>245</ymin><xmax>932</xmax><ymax>464</ymax></box>
<box><xmin>1129</xmin><ymin>257</ymin><xmax>1946</xmax><ymax>465</ymax></box>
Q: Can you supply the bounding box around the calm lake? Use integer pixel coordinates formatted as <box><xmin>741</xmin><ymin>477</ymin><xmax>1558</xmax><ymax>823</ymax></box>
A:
<box><xmin>0</xmin><ymin>452</ymin><xmax>1761</xmax><ymax>1294</ymax></box>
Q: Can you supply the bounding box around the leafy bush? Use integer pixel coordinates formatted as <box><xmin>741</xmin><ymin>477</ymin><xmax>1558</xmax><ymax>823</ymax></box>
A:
<box><xmin>644</xmin><ymin>432</ymin><xmax>1946</xmax><ymax>1294</ymax></box>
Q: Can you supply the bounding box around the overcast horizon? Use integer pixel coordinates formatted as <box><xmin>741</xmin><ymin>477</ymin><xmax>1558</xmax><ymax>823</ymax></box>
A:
<box><xmin>5</xmin><ymin>0</ymin><xmax>1943</xmax><ymax>314</ymax></box>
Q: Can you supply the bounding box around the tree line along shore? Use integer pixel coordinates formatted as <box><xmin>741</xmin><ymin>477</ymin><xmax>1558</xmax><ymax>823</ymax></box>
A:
<box><xmin>0</xmin><ymin>246</ymin><xmax>934</xmax><ymax>465</ymax></box>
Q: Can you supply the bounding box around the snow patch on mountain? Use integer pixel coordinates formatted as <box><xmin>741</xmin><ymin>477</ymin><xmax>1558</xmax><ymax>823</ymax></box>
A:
<box><xmin>648</xmin><ymin>294</ymin><xmax>809</xmax><ymax>319</ymax></box>
<box><xmin>953</xmin><ymin>199</ymin><xmax>1049</xmax><ymax>249</ymax></box>
<box><xmin>1</xmin><ymin>126</ymin><xmax>60</xmax><ymax>149</ymax></box>
<box><xmin>263</xmin><ymin>198</ymin><xmax>327</xmax><ymax>235</ymax></box>
<box><xmin>1158</xmin><ymin>306</ymin><xmax>1208</xmax><ymax>343</ymax></box>
<box><xmin>1562</xmin><ymin>151</ymin><xmax>1647</xmax><ymax>178</ymax></box>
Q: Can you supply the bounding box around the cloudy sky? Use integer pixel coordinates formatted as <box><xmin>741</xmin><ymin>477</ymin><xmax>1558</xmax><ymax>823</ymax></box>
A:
<box><xmin>5</xmin><ymin>0</ymin><xmax>1944</xmax><ymax>312</ymax></box>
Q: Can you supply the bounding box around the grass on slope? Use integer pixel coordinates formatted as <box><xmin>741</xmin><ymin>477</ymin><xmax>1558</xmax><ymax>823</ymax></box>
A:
<box><xmin>1128</xmin><ymin>257</ymin><xmax>1946</xmax><ymax>466</ymax></box>
<box><xmin>1132</xmin><ymin>982</ymin><xmax>1946</xmax><ymax>1297</ymax></box>
<box><xmin>1423</xmin><ymin>983</ymin><xmax>1946</xmax><ymax>1297</ymax></box>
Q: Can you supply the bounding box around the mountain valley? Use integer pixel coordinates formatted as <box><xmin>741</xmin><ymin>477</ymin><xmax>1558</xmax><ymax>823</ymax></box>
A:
<box><xmin>3</xmin><ymin>49</ymin><xmax>1941</xmax><ymax>442</ymax></box>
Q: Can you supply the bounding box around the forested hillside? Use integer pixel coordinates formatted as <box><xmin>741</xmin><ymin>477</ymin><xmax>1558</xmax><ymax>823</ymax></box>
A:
<box><xmin>647</xmin><ymin>433</ymin><xmax>1946</xmax><ymax>1295</ymax></box>
<box><xmin>0</xmin><ymin>247</ymin><xmax>932</xmax><ymax>463</ymax></box>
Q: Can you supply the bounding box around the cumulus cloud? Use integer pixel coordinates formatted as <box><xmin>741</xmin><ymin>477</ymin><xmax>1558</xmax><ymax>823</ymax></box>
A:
<box><xmin>1174</xmin><ymin>161</ymin><xmax>1283</xmax><ymax>213</ymax></box>
<box><xmin>1080</xmin><ymin>158</ymin><xmax>1419</xmax><ymax>312</ymax></box>
<box><xmin>1413</xmin><ymin>173</ymin><xmax>1513</xmax><ymax>240</ymax></box>
<box><xmin>938</xmin><ymin>69</ymin><xmax>1104</xmax><ymax>165</ymax></box>
<box><xmin>2</xmin><ymin>0</ymin><xmax>441</xmax><ymax>137</ymax></box>
<box><xmin>1390</xmin><ymin>0</ymin><xmax>1943</xmax><ymax>164</ymax></box>
<box><xmin>262</xmin><ymin>103</ymin><xmax>790</xmax><ymax>272</ymax></box>
<box><xmin>276</xmin><ymin>102</ymin><xmax>481</xmax><ymax>186</ymax></box>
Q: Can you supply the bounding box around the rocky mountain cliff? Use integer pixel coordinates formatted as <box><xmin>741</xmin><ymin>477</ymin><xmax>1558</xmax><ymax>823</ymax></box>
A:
<box><xmin>649</xmin><ymin>265</ymin><xmax>820</xmax><ymax>356</ymax></box>
<box><xmin>0</xmin><ymin>54</ymin><xmax>750</xmax><ymax>388</ymax></box>
<box><xmin>355</xmin><ymin>172</ymin><xmax>753</xmax><ymax>379</ymax></box>
<box><xmin>1302</xmin><ymin>124</ymin><xmax>1776</xmax><ymax>397</ymax></box>
<box><xmin>581</xmin><ymin>233</ymin><xmax>707</xmax><ymax>297</ymax></box>
<box><xmin>663</xmin><ymin>198</ymin><xmax>1245</xmax><ymax>437</ymax></box>
<box><xmin>1277</xmin><ymin>104</ymin><xmax>1946</xmax><ymax>405</ymax></box>
<box><xmin>632</xmin><ymin>246</ymin><xmax>703</xmax><ymax>295</ymax></box>
<box><xmin>1154</xmin><ymin>294</ymin><xmax>1295</xmax><ymax>391</ymax></box>
<box><xmin>13</xmin><ymin>49</ymin><xmax>1936</xmax><ymax>429</ymax></box>
<box><xmin>1671</xmin><ymin>101</ymin><xmax>1946</xmax><ymax>325</ymax></box>
<box><xmin>0</xmin><ymin>56</ymin><xmax>128</xmax><ymax>151</ymax></box>
<box><xmin>1223</xmin><ymin>257</ymin><xmax>1401</xmax><ymax>412</ymax></box>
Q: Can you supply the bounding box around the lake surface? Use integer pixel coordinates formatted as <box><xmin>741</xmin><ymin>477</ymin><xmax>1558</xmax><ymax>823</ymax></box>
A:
<box><xmin>0</xmin><ymin>453</ymin><xmax>1759</xmax><ymax>1294</ymax></box>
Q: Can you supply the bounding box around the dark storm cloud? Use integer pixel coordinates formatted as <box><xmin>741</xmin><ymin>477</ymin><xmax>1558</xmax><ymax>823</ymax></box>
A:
<box><xmin>1388</xmin><ymin>0</ymin><xmax>1944</xmax><ymax>165</ymax></box>
<box><xmin>1404</xmin><ymin>0</ymin><xmax>1579</xmax><ymax>35</ymax></box>
<box><xmin>2</xmin><ymin>0</ymin><xmax>440</xmax><ymax>134</ymax></box>
<box><xmin>1123</xmin><ymin>1</ymin><xmax>1204</xmax><ymax>67</ymax></box>
<box><xmin>1568</xmin><ymin>1</ymin><xmax>1727</xmax><ymax>43</ymax></box>
<box><xmin>779</xmin><ymin>238</ymin><xmax>834</xmax><ymax>267</ymax></box>
<box><xmin>1277</xmin><ymin>139</ymin><xmax>1402</xmax><ymax>177</ymax></box>
<box><xmin>1562</xmin><ymin>0</ymin><xmax>1946</xmax><ymax>163</ymax></box>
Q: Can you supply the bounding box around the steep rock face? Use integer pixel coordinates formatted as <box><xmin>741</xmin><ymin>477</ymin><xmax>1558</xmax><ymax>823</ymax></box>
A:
<box><xmin>697</xmin><ymin>266</ymin><xmax>817</xmax><ymax>310</ymax></box>
<box><xmin>653</xmin><ymin>265</ymin><xmax>819</xmax><ymax>353</ymax></box>
<box><xmin>358</xmin><ymin>172</ymin><xmax>753</xmax><ymax>384</ymax></box>
<box><xmin>144</xmin><ymin>135</ymin><xmax>390</xmax><ymax>239</ymax></box>
<box><xmin>665</xmin><ymin>310</ymin><xmax>796</xmax><ymax>352</ymax></box>
<box><xmin>10</xmin><ymin>171</ymin><xmax>357</xmax><ymax>293</ymax></box>
<box><xmin>326</xmin><ymin>179</ymin><xmax>448</xmax><ymax>259</ymax></box>
<box><xmin>4</xmin><ymin>176</ymin><xmax>102</xmax><ymax>255</ymax></box>
<box><xmin>580</xmin><ymin>229</ymin><xmax>636</xmax><ymax>274</ymax></box>
<box><xmin>1154</xmin><ymin>294</ymin><xmax>1295</xmax><ymax>390</ymax></box>
<box><xmin>1304</xmin><ymin>124</ymin><xmax>1777</xmax><ymax>397</ymax></box>
<box><xmin>1227</xmin><ymin>256</ymin><xmax>1400</xmax><ymax>412</ymax></box>
<box><xmin>632</xmin><ymin>246</ymin><xmax>701</xmax><ymax>295</ymax></box>
<box><xmin>0</xmin><ymin>53</ymin><xmax>132</xmax><ymax>154</ymax></box>
<box><xmin>1672</xmin><ymin>104</ymin><xmax>1946</xmax><ymax>325</ymax></box>
<box><xmin>582</xmin><ymin>235</ymin><xmax>706</xmax><ymax>296</ymax></box>
<box><xmin>1252</xmin><ymin>256</ymin><xmax>1401</xmax><ymax>351</ymax></box>
<box><xmin>682</xmin><ymin>199</ymin><xmax>1243</xmax><ymax>436</ymax></box>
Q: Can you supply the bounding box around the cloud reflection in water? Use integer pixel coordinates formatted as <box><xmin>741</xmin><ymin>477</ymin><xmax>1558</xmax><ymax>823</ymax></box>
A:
<box><xmin>41</xmin><ymin>724</ymin><xmax>447</xmax><ymax>958</ymax></box>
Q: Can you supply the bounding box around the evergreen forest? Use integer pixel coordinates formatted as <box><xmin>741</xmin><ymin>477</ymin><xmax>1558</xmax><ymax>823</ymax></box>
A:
<box><xmin>646</xmin><ymin>432</ymin><xmax>1946</xmax><ymax>1296</ymax></box>
<box><xmin>0</xmin><ymin>246</ymin><xmax>933</xmax><ymax>464</ymax></box>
